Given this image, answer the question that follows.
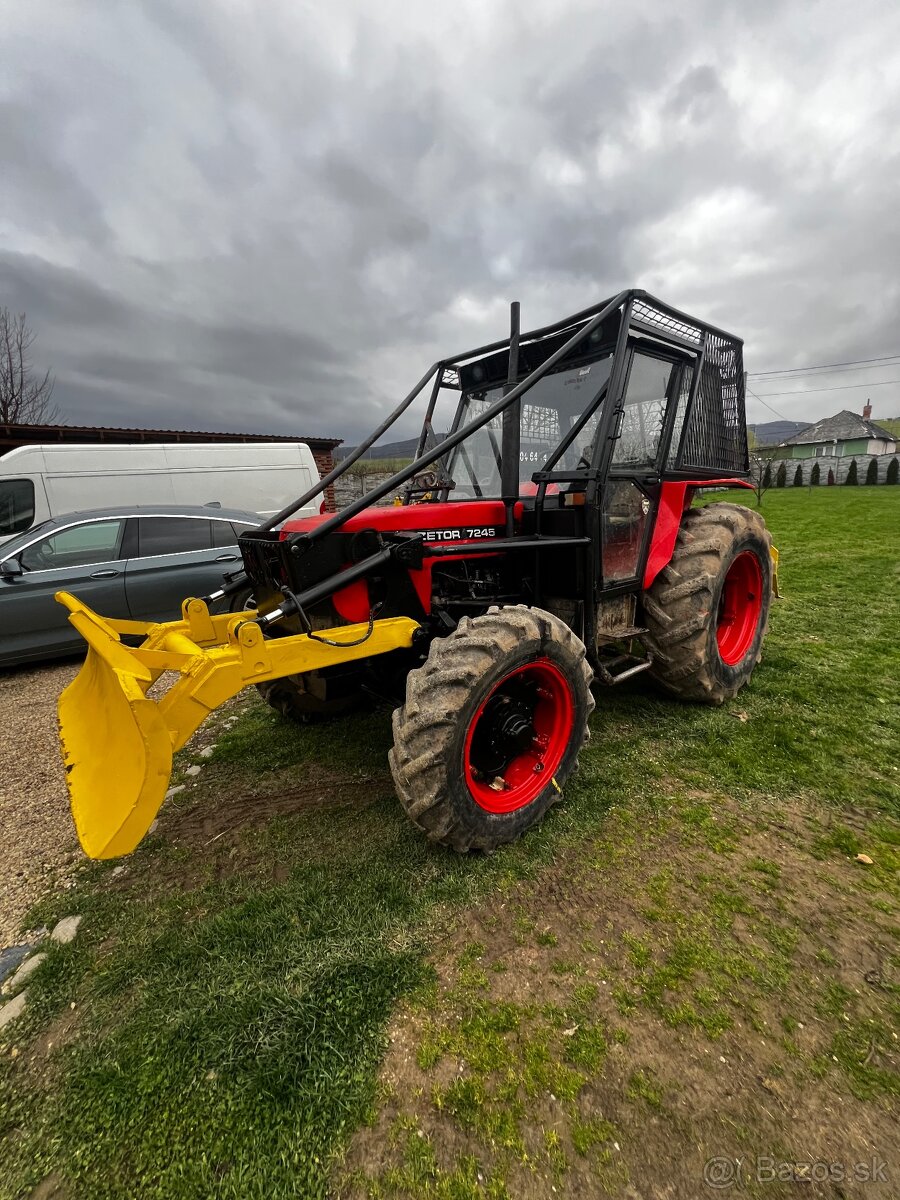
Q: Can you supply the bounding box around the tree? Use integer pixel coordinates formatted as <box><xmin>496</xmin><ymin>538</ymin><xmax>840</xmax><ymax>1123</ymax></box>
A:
<box><xmin>748</xmin><ymin>454</ymin><xmax>774</xmax><ymax>506</ymax></box>
<box><xmin>0</xmin><ymin>309</ymin><xmax>57</xmax><ymax>425</ymax></box>
<box><xmin>887</xmin><ymin>457</ymin><xmax>899</xmax><ymax>485</ymax></box>
<box><xmin>827</xmin><ymin>468</ymin><xmax>835</xmax><ymax>485</ymax></box>
<box><xmin>793</xmin><ymin>464</ymin><xmax>803</xmax><ymax>487</ymax></box>
<box><xmin>810</xmin><ymin>461</ymin><xmax>820</xmax><ymax>486</ymax></box>
<box><xmin>865</xmin><ymin>458</ymin><xmax>878</xmax><ymax>485</ymax></box>
<box><xmin>845</xmin><ymin>459</ymin><xmax>858</xmax><ymax>485</ymax></box>
<box><xmin>776</xmin><ymin>462</ymin><xmax>787</xmax><ymax>488</ymax></box>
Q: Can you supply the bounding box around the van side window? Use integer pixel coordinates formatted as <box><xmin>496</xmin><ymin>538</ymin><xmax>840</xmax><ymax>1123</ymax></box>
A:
<box><xmin>137</xmin><ymin>517</ymin><xmax>212</xmax><ymax>557</ymax></box>
<box><xmin>0</xmin><ymin>479</ymin><xmax>35</xmax><ymax>537</ymax></box>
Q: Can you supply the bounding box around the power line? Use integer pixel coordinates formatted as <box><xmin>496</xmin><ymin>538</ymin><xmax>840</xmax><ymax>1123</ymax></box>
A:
<box><xmin>749</xmin><ymin>353</ymin><xmax>900</xmax><ymax>378</ymax></box>
<box><xmin>750</xmin><ymin>359</ymin><xmax>900</xmax><ymax>380</ymax></box>
<box><xmin>752</xmin><ymin>377</ymin><xmax>900</xmax><ymax>399</ymax></box>
<box><xmin>746</xmin><ymin>386</ymin><xmax>794</xmax><ymax>424</ymax></box>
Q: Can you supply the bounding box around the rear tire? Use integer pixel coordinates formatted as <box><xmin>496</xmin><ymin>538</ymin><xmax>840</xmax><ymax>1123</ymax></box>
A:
<box><xmin>642</xmin><ymin>502</ymin><xmax>772</xmax><ymax>705</ymax></box>
<box><xmin>389</xmin><ymin>605</ymin><xmax>594</xmax><ymax>852</ymax></box>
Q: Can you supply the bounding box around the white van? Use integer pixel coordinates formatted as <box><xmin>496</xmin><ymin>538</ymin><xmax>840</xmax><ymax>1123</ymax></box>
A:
<box><xmin>0</xmin><ymin>442</ymin><xmax>322</xmax><ymax>544</ymax></box>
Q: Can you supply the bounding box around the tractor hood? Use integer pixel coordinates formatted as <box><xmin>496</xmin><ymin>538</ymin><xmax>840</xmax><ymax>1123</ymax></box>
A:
<box><xmin>282</xmin><ymin>499</ymin><xmax>522</xmax><ymax>541</ymax></box>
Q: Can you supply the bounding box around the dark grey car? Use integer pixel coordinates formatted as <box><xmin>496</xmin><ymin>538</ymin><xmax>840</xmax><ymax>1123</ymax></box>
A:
<box><xmin>0</xmin><ymin>505</ymin><xmax>260</xmax><ymax>668</ymax></box>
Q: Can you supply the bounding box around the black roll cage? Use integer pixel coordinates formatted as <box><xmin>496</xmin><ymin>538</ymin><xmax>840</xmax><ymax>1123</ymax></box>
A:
<box><xmin>231</xmin><ymin>291</ymin><xmax>748</xmax><ymax>647</ymax></box>
<box><xmin>260</xmin><ymin>289</ymin><xmax>746</xmax><ymax>544</ymax></box>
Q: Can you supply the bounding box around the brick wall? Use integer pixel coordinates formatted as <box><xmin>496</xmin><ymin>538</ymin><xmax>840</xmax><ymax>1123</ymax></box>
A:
<box><xmin>333</xmin><ymin>469</ymin><xmax>398</xmax><ymax>510</ymax></box>
<box><xmin>311</xmin><ymin>448</ymin><xmax>337</xmax><ymax>512</ymax></box>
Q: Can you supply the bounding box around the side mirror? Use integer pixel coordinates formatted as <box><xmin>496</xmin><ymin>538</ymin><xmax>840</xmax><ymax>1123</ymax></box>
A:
<box><xmin>0</xmin><ymin>558</ymin><xmax>23</xmax><ymax>578</ymax></box>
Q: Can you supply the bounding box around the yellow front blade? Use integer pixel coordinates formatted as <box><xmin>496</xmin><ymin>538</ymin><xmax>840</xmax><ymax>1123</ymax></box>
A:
<box><xmin>59</xmin><ymin>645</ymin><xmax>174</xmax><ymax>859</ymax></box>
<box><xmin>55</xmin><ymin>590</ymin><xmax>420</xmax><ymax>860</ymax></box>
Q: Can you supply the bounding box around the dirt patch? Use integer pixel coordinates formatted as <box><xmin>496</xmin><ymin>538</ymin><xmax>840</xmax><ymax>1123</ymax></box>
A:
<box><xmin>27</xmin><ymin>1173</ymin><xmax>70</xmax><ymax>1200</ymax></box>
<box><xmin>341</xmin><ymin>793</ymin><xmax>899</xmax><ymax>1199</ymax></box>
<box><xmin>161</xmin><ymin>765</ymin><xmax>389</xmax><ymax>850</ymax></box>
<box><xmin>115</xmin><ymin>750</ymin><xmax>394</xmax><ymax>897</ymax></box>
<box><xmin>0</xmin><ymin>661</ymin><xmax>80</xmax><ymax>945</ymax></box>
<box><xmin>17</xmin><ymin>1007</ymin><xmax>80</xmax><ymax>1080</ymax></box>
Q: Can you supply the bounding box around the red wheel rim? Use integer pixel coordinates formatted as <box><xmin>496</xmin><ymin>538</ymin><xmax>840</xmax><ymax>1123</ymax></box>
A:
<box><xmin>464</xmin><ymin>658</ymin><xmax>575</xmax><ymax>814</ymax></box>
<box><xmin>716</xmin><ymin>551</ymin><xmax>763</xmax><ymax>666</ymax></box>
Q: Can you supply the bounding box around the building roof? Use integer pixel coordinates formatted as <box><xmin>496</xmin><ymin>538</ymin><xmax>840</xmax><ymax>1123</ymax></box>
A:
<box><xmin>0</xmin><ymin>422</ymin><xmax>342</xmax><ymax>457</ymax></box>
<box><xmin>779</xmin><ymin>410</ymin><xmax>896</xmax><ymax>446</ymax></box>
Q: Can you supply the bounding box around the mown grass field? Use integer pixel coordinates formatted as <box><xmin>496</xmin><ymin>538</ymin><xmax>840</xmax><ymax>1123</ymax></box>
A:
<box><xmin>1</xmin><ymin>487</ymin><xmax>898</xmax><ymax>1199</ymax></box>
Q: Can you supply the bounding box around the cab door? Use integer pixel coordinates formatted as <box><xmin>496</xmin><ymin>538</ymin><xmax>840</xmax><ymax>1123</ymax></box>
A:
<box><xmin>600</xmin><ymin>345</ymin><xmax>693</xmax><ymax>589</ymax></box>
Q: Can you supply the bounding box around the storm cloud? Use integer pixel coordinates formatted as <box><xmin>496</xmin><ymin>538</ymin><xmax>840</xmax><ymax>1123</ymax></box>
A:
<box><xmin>2</xmin><ymin>0</ymin><xmax>899</xmax><ymax>442</ymax></box>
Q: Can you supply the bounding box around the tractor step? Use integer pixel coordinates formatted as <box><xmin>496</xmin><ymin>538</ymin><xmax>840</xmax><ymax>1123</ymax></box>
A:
<box><xmin>594</xmin><ymin>653</ymin><xmax>653</xmax><ymax>687</ymax></box>
<box><xmin>595</xmin><ymin>624</ymin><xmax>647</xmax><ymax>645</ymax></box>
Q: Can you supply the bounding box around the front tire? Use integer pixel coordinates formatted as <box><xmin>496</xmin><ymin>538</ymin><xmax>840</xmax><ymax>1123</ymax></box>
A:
<box><xmin>642</xmin><ymin>502</ymin><xmax>773</xmax><ymax>705</ymax></box>
<box><xmin>389</xmin><ymin>605</ymin><xmax>594</xmax><ymax>852</ymax></box>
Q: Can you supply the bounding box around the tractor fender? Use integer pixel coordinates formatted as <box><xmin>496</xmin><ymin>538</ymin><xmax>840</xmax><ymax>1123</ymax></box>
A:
<box><xmin>643</xmin><ymin>479</ymin><xmax>753</xmax><ymax>589</ymax></box>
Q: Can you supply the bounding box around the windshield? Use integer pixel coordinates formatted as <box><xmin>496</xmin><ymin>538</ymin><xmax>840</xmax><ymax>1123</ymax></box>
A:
<box><xmin>0</xmin><ymin>478</ymin><xmax>36</xmax><ymax>538</ymax></box>
<box><xmin>0</xmin><ymin>519</ymin><xmax>53</xmax><ymax>558</ymax></box>
<box><xmin>445</xmin><ymin>356</ymin><xmax>613</xmax><ymax>498</ymax></box>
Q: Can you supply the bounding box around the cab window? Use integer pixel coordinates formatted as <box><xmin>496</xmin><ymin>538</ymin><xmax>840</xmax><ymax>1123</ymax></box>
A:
<box><xmin>612</xmin><ymin>352</ymin><xmax>675</xmax><ymax>467</ymax></box>
<box><xmin>20</xmin><ymin>520</ymin><xmax>125</xmax><ymax>571</ymax></box>
<box><xmin>447</xmin><ymin>356</ymin><xmax>614</xmax><ymax>498</ymax></box>
<box><xmin>0</xmin><ymin>479</ymin><xmax>35</xmax><ymax>537</ymax></box>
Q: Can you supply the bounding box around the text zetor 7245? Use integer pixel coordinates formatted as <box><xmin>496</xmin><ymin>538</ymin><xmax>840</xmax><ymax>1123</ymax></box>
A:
<box><xmin>55</xmin><ymin>290</ymin><xmax>776</xmax><ymax>859</ymax></box>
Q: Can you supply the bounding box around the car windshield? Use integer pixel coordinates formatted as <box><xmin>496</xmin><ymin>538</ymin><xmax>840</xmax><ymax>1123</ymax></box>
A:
<box><xmin>445</xmin><ymin>355</ymin><xmax>613</xmax><ymax>498</ymax></box>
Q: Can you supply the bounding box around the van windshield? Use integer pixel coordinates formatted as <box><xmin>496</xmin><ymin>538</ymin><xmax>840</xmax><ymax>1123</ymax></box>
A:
<box><xmin>0</xmin><ymin>519</ymin><xmax>51</xmax><ymax>558</ymax></box>
<box><xmin>0</xmin><ymin>479</ymin><xmax>36</xmax><ymax>537</ymax></box>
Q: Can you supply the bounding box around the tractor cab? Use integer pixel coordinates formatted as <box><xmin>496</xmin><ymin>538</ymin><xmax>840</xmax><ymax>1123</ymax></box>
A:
<box><xmin>240</xmin><ymin>292</ymin><xmax>750</xmax><ymax>638</ymax></box>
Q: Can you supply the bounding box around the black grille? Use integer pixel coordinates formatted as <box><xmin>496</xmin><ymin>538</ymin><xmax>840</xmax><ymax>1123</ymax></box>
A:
<box><xmin>632</xmin><ymin>298</ymin><xmax>703</xmax><ymax>348</ymax></box>
<box><xmin>679</xmin><ymin>333</ymin><xmax>747</xmax><ymax>474</ymax></box>
<box><xmin>238</xmin><ymin>528</ymin><xmax>292</xmax><ymax>609</ymax></box>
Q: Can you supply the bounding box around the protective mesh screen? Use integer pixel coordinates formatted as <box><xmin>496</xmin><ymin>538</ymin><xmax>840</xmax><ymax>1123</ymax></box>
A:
<box><xmin>632</xmin><ymin>298</ymin><xmax>703</xmax><ymax>348</ymax></box>
<box><xmin>679</xmin><ymin>334</ymin><xmax>747</xmax><ymax>473</ymax></box>
<box><xmin>632</xmin><ymin>299</ymin><xmax>746</xmax><ymax>474</ymax></box>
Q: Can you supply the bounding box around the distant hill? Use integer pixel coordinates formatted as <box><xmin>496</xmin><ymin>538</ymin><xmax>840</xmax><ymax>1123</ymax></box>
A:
<box><xmin>336</xmin><ymin>436</ymin><xmax>448</xmax><ymax>462</ymax></box>
<box><xmin>748</xmin><ymin>419</ymin><xmax>809</xmax><ymax>446</ymax></box>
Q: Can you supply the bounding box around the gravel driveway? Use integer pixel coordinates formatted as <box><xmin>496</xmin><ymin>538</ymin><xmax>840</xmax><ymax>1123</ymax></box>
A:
<box><xmin>0</xmin><ymin>660</ymin><xmax>80</xmax><ymax>946</ymax></box>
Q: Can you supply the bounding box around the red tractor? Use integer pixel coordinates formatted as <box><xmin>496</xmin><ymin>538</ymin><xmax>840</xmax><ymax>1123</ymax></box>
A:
<box><xmin>57</xmin><ymin>290</ymin><xmax>775</xmax><ymax>859</ymax></box>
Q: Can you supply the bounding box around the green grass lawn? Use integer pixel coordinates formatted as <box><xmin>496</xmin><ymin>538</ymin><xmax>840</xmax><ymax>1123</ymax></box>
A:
<box><xmin>1</xmin><ymin>487</ymin><xmax>898</xmax><ymax>1200</ymax></box>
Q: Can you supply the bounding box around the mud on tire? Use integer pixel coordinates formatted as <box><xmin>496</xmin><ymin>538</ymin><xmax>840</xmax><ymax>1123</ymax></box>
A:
<box><xmin>642</xmin><ymin>502</ymin><xmax>773</xmax><ymax>705</ymax></box>
<box><xmin>389</xmin><ymin>605</ymin><xmax>594</xmax><ymax>853</ymax></box>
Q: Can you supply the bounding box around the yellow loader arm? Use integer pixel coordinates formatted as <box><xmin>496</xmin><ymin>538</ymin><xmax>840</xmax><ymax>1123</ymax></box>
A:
<box><xmin>55</xmin><ymin>592</ymin><xmax>419</xmax><ymax>860</ymax></box>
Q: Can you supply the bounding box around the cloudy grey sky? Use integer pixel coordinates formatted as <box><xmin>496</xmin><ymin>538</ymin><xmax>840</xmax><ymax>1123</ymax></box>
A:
<box><xmin>2</xmin><ymin>0</ymin><xmax>899</xmax><ymax>444</ymax></box>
